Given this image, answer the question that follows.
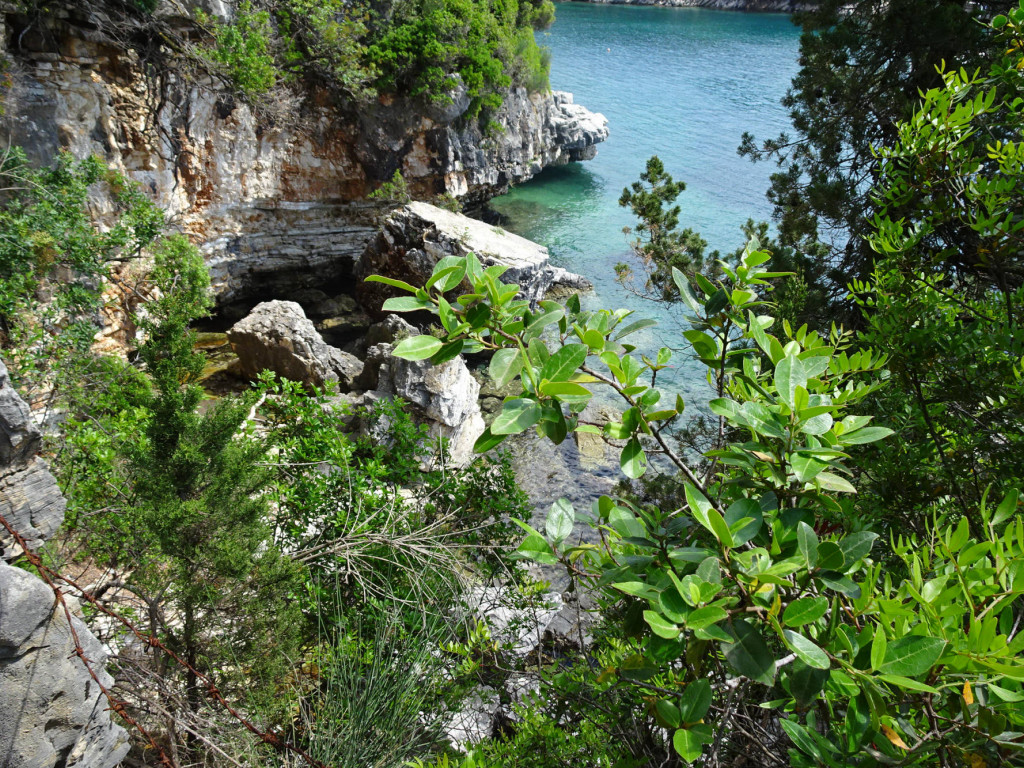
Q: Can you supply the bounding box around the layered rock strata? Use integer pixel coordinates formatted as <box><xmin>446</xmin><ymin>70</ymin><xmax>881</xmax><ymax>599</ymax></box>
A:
<box><xmin>0</xmin><ymin>359</ymin><xmax>129</xmax><ymax>768</ymax></box>
<box><xmin>0</xmin><ymin>4</ymin><xmax>607</xmax><ymax>308</ymax></box>
<box><xmin>357</xmin><ymin>201</ymin><xmax>591</xmax><ymax>315</ymax></box>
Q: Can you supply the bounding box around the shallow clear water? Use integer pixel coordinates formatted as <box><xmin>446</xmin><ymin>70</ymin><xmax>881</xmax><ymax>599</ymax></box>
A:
<box><xmin>490</xmin><ymin>3</ymin><xmax>800</xmax><ymax>400</ymax></box>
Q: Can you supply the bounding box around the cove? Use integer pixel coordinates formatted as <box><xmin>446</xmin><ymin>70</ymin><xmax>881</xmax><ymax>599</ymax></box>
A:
<box><xmin>490</xmin><ymin>3</ymin><xmax>800</xmax><ymax>398</ymax></box>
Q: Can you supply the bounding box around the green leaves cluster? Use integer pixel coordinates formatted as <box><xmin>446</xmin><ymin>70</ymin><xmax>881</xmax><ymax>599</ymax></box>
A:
<box><xmin>0</xmin><ymin>148</ymin><xmax>163</xmax><ymax>390</ymax></box>
<box><xmin>196</xmin><ymin>0</ymin><xmax>550</xmax><ymax>115</ymax></box>
<box><xmin>371</xmin><ymin>237</ymin><xmax>1024</xmax><ymax>765</ymax></box>
<box><xmin>367</xmin><ymin>0</ymin><xmax>552</xmax><ymax>117</ymax></box>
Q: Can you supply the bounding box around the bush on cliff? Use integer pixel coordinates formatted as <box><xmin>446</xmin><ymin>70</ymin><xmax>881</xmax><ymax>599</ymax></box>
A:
<box><xmin>194</xmin><ymin>0</ymin><xmax>551</xmax><ymax>117</ymax></box>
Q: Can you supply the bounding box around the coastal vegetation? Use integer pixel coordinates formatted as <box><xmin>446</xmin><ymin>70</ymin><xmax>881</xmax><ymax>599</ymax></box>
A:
<box><xmin>0</xmin><ymin>1</ymin><xmax>1022</xmax><ymax>767</ymax></box>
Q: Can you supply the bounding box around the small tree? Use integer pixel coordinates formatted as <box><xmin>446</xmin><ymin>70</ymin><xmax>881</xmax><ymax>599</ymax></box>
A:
<box><xmin>617</xmin><ymin>155</ymin><xmax>710</xmax><ymax>301</ymax></box>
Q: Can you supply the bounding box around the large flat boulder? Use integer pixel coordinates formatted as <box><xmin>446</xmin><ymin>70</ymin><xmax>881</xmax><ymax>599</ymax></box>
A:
<box><xmin>355</xmin><ymin>202</ymin><xmax>590</xmax><ymax>316</ymax></box>
<box><xmin>226</xmin><ymin>300</ymin><xmax>363</xmax><ymax>391</ymax></box>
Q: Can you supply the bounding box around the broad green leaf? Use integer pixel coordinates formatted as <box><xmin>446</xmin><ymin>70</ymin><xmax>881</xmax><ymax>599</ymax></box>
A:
<box><xmin>614</xmin><ymin>317</ymin><xmax>658</xmax><ymax>340</ymax></box>
<box><xmin>816</xmin><ymin>471</ymin><xmax>857</xmax><ymax>494</ymax></box>
<box><xmin>724</xmin><ymin>619</ymin><xmax>776</xmax><ymax>686</ymax></box>
<box><xmin>789</xmin><ymin>661</ymin><xmax>831</xmax><ymax>709</ymax></box>
<box><xmin>678</xmin><ymin>679</ymin><xmax>712</xmax><ymax>723</ymax></box>
<box><xmin>781</xmin><ymin>719</ymin><xmax>829</xmax><ymax>763</ymax></box>
<box><xmin>709</xmin><ymin>398</ymin><xmax>740</xmax><ymax>420</ymax></box>
<box><xmin>673</xmin><ymin>725</ymin><xmax>713</xmax><ymax>764</ymax></box>
<box><xmin>545</xmin><ymin>498</ymin><xmax>574</xmax><ymax>544</ymax></box>
<box><xmin>491</xmin><ymin>398</ymin><xmax>543</xmax><ymax>435</ymax></box>
<box><xmin>659</xmin><ymin>586</ymin><xmax>691</xmax><ymax>623</ymax></box>
<box><xmin>685</xmin><ymin>605</ymin><xmax>728</xmax><ymax>630</ymax></box>
<box><xmin>364</xmin><ymin>274</ymin><xmax>419</xmax><ymax>292</ymax></box>
<box><xmin>775</xmin><ymin>354</ymin><xmax>808</xmax><ymax>408</ymax></box>
<box><xmin>840</xmin><ymin>426</ymin><xmax>895</xmax><ymax>445</ymax></box>
<box><xmin>644</xmin><ymin>610</ymin><xmax>680</xmax><ymax>639</ymax></box>
<box><xmin>473</xmin><ymin>427</ymin><xmax>507</xmax><ymax>453</ymax></box>
<box><xmin>707</xmin><ymin>508</ymin><xmax>735</xmax><ymax>548</ymax></box>
<box><xmin>655</xmin><ymin>699</ymin><xmax>681</xmax><ymax>729</ymax></box>
<box><xmin>878</xmin><ymin>635</ymin><xmax>946</xmax><ymax>677</ymax></box>
<box><xmin>489</xmin><ymin>348</ymin><xmax>523</xmax><ymax>388</ymax></box>
<box><xmin>816</xmin><ymin>542</ymin><xmax>845</xmax><ymax>572</ymax></box>
<box><xmin>783</xmin><ymin>597</ymin><xmax>828</xmax><ymax>627</ymax></box>
<box><xmin>381</xmin><ymin>296</ymin><xmax>432</xmax><ymax>312</ymax></box>
<box><xmin>791</xmin><ymin>452</ymin><xmax>828</xmax><ymax>483</ymax></box>
<box><xmin>877</xmin><ymin>674</ymin><xmax>939</xmax><ymax>694</ymax></box>
<box><xmin>392</xmin><ymin>335</ymin><xmax>443</xmax><ymax>361</ymax></box>
<box><xmin>797</xmin><ymin>522</ymin><xmax>818</xmax><ymax>569</ymax></box>
<box><xmin>685</xmin><ymin>483</ymin><xmax>715</xmax><ymax>532</ymax></box>
<box><xmin>540</xmin><ymin>344</ymin><xmax>589</xmax><ymax>383</ymax></box>
<box><xmin>540</xmin><ymin>381</ymin><xmax>591</xmax><ymax>399</ymax></box>
<box><xmin>621</xmin><ymin>438</ymin><xmax>647</xmax><ymax>479</ymax></box>
<box><xmin>583</xmin><ymin>328</ymin><xmax>605</xmax><ymax>350</ymax></box>
<box><xmin>619</xmin><ymin>653</ymin><xmax>658</xmax><ymax>681</ymax></box>
<box><xmin>724</xmin><ymin>498</ymin><xmax>762</xmax><ymax>545</ymax></box>
<box><xmin>515</xmin><ymin>532</ymin><xmax>557</xmax><ymax>565</ymax></box>
<box><xmin>817</xmin><ymin>572</ymin><xmax>862</xmax><ymax>598</ymax></box>
<box><xmin>783</xmin><ymin>630</ymin><xmax>830</xmax><ymax>669</ymax></box>
<box><xmin>430</xmin><ymin>339</ymin><xmax>464</xmax><ymax>365</ymax></box>
<box><xmin>739</xmin><ymin>402</ymin><xmax>787</xmax><ymax>438</ymax></box>
<box><xmin>838</xmin><ymin>531</ymin><xmax>878</xmax><ymax>566</ymax></box>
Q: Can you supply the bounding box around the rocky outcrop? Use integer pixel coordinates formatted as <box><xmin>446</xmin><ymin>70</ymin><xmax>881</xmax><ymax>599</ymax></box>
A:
<box><xmin>0</xmin><ymin>358</ymin><xmax>129</xmax><ymax>768</ymax></box>
<box><xmin>0</xmin><ymin>562</ymin><xmax>128</xmax><ymax>768</ymax></box>
<box><xmin>440</xmin><ymin>89</ymin><xmax>609</xmax><ymax>205</ymax></box>
<box><xmin>356</xmin><ymin>201</ymin><xmax>591</xmax><ymax>316</ymax></box>
<box><xmin>226</xmin><ymin>300</ymin><xmax>363</xmax><ymax>391</ymax></box>
<box><xmin>0</xmin><ymin>362</ymin><xmax>65</xmax><ymax>560</ymax></box>
<box><xmin>0</xmin><ymin>5</ymin><xmax>607</xmax><ymax>308</ymax></box>
<box><xmin>374</xmin><ymin>351</ymin><xmax>485</xmax><ymax>468</ymax></box>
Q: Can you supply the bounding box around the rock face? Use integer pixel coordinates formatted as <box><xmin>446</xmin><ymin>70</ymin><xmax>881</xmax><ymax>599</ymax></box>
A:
<box><xmin>226</xmin><ymin>301</ymin><xmax>364</xmax><ymax>391</ymax></box>
<box><xmin>442</xmin><ymin>89</ymin><xmax>609</xmax><ymax>205</ymax></box>
<box><xmin>0</xmin><ymin>358</ymin><xmax>129</xmax><ymax>768</ymax></box>
<box><xmin>0</xmin><ymin>562</ymin><xmax>128</xmax><ymax>768</ymax></box>
<box><xmin>365</xmin><ymin>342</ymin><xmax>486</xmax><ymax>469</ymax></box>
<box><xmin>0</xmin><ymin>5</ymin><xmax>607</xmax><ymax>308</ymax></box>
<box><xmin>357</xmin><ymin>201</ymin><xmax>591</xmax><ymax>315</ymax></box>
<box><xmin>0</xmin><ymin>362</ymin><xmax>65</xmax><ymax>560</ymax></box>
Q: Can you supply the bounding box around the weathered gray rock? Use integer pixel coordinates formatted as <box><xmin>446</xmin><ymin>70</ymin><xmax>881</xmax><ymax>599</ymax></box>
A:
<box><xmin>0</xmin><ymin>561</ymin><xmax>129</xmax><ymax>768</ymax></box>
<box><xmin>0</xmin><ymin>361</ymin><xmax>64</xmax><ymax>560</ymax></box>
<box><xmin>369</xmin><ymin>344</ymin><xmax>485</xmax><ymax>468</ymax></box>
<box><xmin>356</xmin><ymin>201</ymin><xmax>591</xmax><ymax>315</ymax></box>
<box><xmin>0</xmin><ymin>356</ymin><xmax>128</xmax><ymax>768</ymax></box>
<box><xmin>226</xmin><ymin>300</ymin><xmax>364</xmax><ymax>391</ymax></box>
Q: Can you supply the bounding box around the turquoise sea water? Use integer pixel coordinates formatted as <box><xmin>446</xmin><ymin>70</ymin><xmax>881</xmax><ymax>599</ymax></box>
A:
<box><xmin>490</xmin><ymin>3</ymin><xmax>800</xmax><ymax>399</ymax></box>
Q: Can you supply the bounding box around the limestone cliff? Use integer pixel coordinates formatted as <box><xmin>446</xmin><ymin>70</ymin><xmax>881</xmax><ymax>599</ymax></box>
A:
<box><xmin>0</xmin><ymin>3</ymin><xmax>608</xmax><ymax>309</ymax></box>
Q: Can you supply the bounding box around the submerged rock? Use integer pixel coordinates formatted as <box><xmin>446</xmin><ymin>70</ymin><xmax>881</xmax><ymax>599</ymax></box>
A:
<box><xmin>226</xmin><ymin>300</ymin><xmax>364</xmax><ymax>392</ymax></box>
<box><xmin>356</xmin><ymin>201</ymin><xmax>591</xmax><ymax>315</ymax></box>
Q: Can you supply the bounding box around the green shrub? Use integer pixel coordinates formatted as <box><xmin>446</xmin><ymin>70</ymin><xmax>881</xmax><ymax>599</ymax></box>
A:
<box><xmin>199</xmin><ymin>1</ymin><xmax>278</xmax><ymax>100</ymax></box>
